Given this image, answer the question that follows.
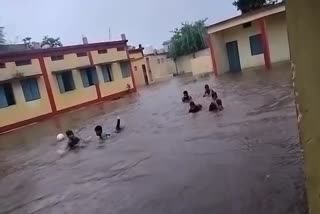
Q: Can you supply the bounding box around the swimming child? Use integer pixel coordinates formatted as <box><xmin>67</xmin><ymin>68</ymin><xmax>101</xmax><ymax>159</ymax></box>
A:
<box><xmin>94</xmin><ymin>117</ymin><xmax>122</xmax><ymax>143</ymax></box>
<box><xmin>182</xmin><ymin>91</ymin><xmax>192</xmax><ymax>103</ymax></box>
<box><xmin>203</xmin><ymin>84</ymin><xmax>217</xmax><ymax>97</ymax></box>
<box><xmin>189</xmin><ymin>101</ymin><xmax>202</xmax><ymax>113</ymax></box>
<box><xmin>65</xmin><ymin>130</ymin><xmax>81</xmax><ymax>150</ymax></box>
<box><xmin>209</xmin><ymin>92</ymin><xmax>224</xmax><ymax>112</ymax></box>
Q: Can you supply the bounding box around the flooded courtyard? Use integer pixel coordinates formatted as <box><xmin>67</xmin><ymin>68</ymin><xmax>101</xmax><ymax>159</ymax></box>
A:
<box><xmin>0</xmin><ymin>63</ymin><xmax>307</xmax><ymax>214</ymax></box>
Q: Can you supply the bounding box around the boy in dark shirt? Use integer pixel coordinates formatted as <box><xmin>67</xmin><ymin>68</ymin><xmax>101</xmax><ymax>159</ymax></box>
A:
<box><xmin>65</xmin><ymin>130</ymin><xmax>80</xmax><ymax>150</ymax></box>
<box><xmin>209</xmin><ymin>93</ymin><xmax>224</xmax><ymax>112</ymax></box>
<box><xmin>182</xmin><ymin>91</ymin><xmax>192</xmax><ymax>103</ymax></box>
<box><xmin>189</xmin><ymin>101</ymin><xmax>202</xmax><ymax>113</ymax></box>
<box><xmin>203</xmin><ymin>84</ymin><xmax>213</xmax><ymax>97</ymax></box>
<box><xmin>94</xmin><ymin>117</ymin><xmax>122</xmax><ymax>143</ymax></box>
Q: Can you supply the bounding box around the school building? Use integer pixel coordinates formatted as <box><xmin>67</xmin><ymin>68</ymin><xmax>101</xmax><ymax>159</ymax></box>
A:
<box><xmin>0</xmin><ymin>38</ymin><xmax>136</xmax><ymax>134</ymax></box>
<box><xmin>129</xmin><ymin>48</ymin><xmax>174</xmax><ymax>87</ymax></box>
<box><xmin>206</xmin><ymin>2</ymin><xmax>289</xmax><ymax>75</ymax></box>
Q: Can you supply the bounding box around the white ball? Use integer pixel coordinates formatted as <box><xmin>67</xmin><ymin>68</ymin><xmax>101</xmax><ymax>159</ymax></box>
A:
<box><xmin>57</xmin><ymin>133</ymin><xmax>65</xmax><ymax>142</ymax></box>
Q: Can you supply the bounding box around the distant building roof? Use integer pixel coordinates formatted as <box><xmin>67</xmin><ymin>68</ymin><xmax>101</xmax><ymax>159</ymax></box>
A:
<box><xmin>0</xmin><ymin>44</ymin><xmax>29</xmax><ymax>53</ymax></box>
<box><xmin>128</xmin><ymin>47</ymin><xmax>144</xmax><ymax>54</ymax></box>
<box><xmin>207</xmin><ymin>2</ymin><xmax>286</xmax><ymax>34</ymax></box>
<box><xmin>0</xmin><ymin>40</ymin><xmax>128</xmax><ymax>62</ymax></box>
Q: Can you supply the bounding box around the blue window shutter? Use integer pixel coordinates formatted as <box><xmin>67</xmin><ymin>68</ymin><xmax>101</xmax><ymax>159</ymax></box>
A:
<box><xmin>108</xmin><ymin>65</ymin><xmax>114</xmax><ymax>81</ymax></box>
<box><xmin>121</xmin><ymin>62</ymin><xmax>131</xmax><ymax>78</ymax></box>
<box><xmin>80</xmin><ymin>70</ymin><xmax>90</xmax><ymax>87</ymax></box>
<box><xmin>91</xmin><ymin>68</ymin><xmax>99</xmax><ymax>85</ymax></box>
<box><xmin>102</xmin><ymin>65</ymin><xmax>108</xmax><ymax>82</ymax></box>
<box><xmin>29</xmin><ymin>79</ymin><xmax>40</xmax><ymax>100</ymax></box>
<box><xmin>21</xmin><ymin>78</ymin><xmax>40</xmax><ymax>101</ymax></box>
<box><xmin>0</xmin><ymin>85</ymin><xmax>8</xmax><ymax>108</ymax></box>
<box><xmin>56</xmin><ymin>73</ymin><xmax>65</xmax><ymax>93</ymax></box>
<box><xmin>21</xmin><ymin>80</ymin><xmax>32</xmax><ymax>101</ymax></box>
<box><xmin>69</xmin><ymin>73</ymin><xmax>75</xmax><ymax>90</ymax></box>
<box><xmin>250</xmin><ymin>34</ymin><xmax>263</xmax><ymax>55</ymax></box>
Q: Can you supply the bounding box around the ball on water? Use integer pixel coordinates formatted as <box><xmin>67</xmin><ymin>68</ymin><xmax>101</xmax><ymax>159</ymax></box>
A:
<box><xmin>57</xmin><ymin>133</ymin><xmax>65</xmax><ymax>142</ymax></box>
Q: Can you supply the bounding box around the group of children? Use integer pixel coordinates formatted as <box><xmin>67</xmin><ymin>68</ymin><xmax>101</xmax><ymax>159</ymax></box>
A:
<box><xmin>182</xmin><ymin>84</ymin><xmax>223</xmax><ymax>113</ymax></box>
<box><xmin>60</xmin><ymin>85</ymin><xmax>222</xmax><ymax>153</ymax></box>
<box><xmin>61</xmin><ymin>117</ymin><xmax>122</xmax><ymax>152</ymax></box>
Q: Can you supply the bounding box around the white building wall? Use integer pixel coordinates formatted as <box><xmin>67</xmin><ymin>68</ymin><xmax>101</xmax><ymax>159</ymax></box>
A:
<box><xmin>222</xmin><ymin>21</ymin><xmax>265</xmax><ymax>69</ymax></box>
<box><xmin>210</xmin><ymin>33</ymin><xmax>229</xmax><ymax>74</ymax></box>
<box><xmin>266</xmin><ymin>12</ymin><xmax>290</xmax><ymax>63</ymax></box>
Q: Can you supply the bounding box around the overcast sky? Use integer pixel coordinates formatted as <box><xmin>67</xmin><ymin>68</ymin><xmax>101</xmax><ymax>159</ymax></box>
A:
<box><xmin>0</xmin><ymin>0</ymin><xmax>238</xmax><ymax>48</ymax></box>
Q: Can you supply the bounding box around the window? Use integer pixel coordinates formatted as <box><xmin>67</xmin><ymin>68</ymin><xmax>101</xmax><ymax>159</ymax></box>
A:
<box><xmin>117</xmin><ymin>47</ymin><xmax>125</xmax><ymax>51</ymax></box>
<box><xmin>15</xmin><ymin>59</ymin><xmax>32</xmax><ymax>66</ymax></box>
<box><xmin>80</xmin><ymin>67</ymin><xmax>99</xmax><ymax>87</ymax></box>
<box><xmin>134</xmin><ymin>66</ymin><xmax>138</xmax><ymax>71</ymax></box>
<box><xmin>0</xmin><ymin>62</ymin><xmax>5</xmax><ymax>69</ymax></box>
<box><xmin>120</xmin><ymin>62</ymin><xmax>131</xmax><ymax>78</ymax></box>
<box><xmin>0</xmin><ymin>83</ymin><xmax>16</xmax><ymax>108</ymax></box>
<box><xmin>98</xmin><ymin>49</ymin><xmax>108</xmax><ymax>54</ymax></box>
<box><xmin>249</xmin><ymin>34</ymin><xmax>263</xmax><ymax>55</ymax></box>
<box><xmin>157</xmin><ymin>59</ymin><xmax>161</xmax><ymax>64</ymax></box>
<box><xmin>77</xmin><ymin>52</ymin><xmax>87</xmax><ymax>57</ymax></box>
<box><xmin>51</xmin><ymin>55</ymin><xmax>64</xmax><ymax>61</ymax></box>
<box><xmin>101</xmin><ymin>64</ymin><xmax>114</xmax><ymax>82</ymax></box>
<box><xmin>243</xmin><ymin>22</ymin><xmax>252</xmax><ymax>28</ymax></box>
<box><xmin>20</xmin><ymin>78</ymin><xmax>41</xmax><ymax>102</ymax></box>
<box><xmin>56</xmin><ymin>71</ymin><xmax>76</xmax><ymax>93</ymax></box>
<box><xmin>161</xmin><ymin>58</ymin><xmax>164</xmax><ymax>63</ymax></box>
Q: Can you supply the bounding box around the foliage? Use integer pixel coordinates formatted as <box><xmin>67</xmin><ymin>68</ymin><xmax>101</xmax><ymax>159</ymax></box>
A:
<box><xmin>41</xmin><ymin>36</ymin><xmax>63</xmax><ymax>48</ymax></box>
<box><xmin>22</xmin><ymin>37</ymin><xmax>33</xmax><ymax>48</ymax></box>
<box><xmin>168</xmin><ymin>19</ymin><xmax>207</xmax><ymax>59</ymax></box>
<box><xmin>0</xmin><ymin>27</ymin><xmax>6</xmax><ymax>44</ymax></box>
<box><xmin>233</xmin><ymin>0</ymin><xmax>280</xmax><ymax>13</ymax></box>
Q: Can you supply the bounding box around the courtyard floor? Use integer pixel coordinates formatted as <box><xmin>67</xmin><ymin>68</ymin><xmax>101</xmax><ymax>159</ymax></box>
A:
<box><xmin>0</xmin><ymin>62</ymin><xmax>307</xmax><ymax>214</ymax></box>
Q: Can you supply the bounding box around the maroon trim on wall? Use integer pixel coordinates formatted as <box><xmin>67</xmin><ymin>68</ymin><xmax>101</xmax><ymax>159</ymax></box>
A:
<box><xmin>0</xmin><ymin>89</ymin><xmax>136</xmax><ymax>135</ymax></box>
<box><xmin>0</xmin><ymin>113</ymin><xmax>54</xmax><ymax>135</ymax></box>
<box><xmin>0</xmin><ymin>40</ymin><xmax>128</xmax><ymax>62</ymax></box>
<box><xmin>206</xmin><ymin>36</ymin><xmax>218</xmax><ymax>77</ymax></box>
<box><xmin>38</xmin><ymin>57</ymin><xmax>57</xmax><ymax>112</ymax></box>
<box><xmin>87</xmin><ymin>51</ymin><xmax>102</xmax><ymax>100</ymax></box>
<box><xmin>259</xmin><ymin>18</ymin><xmax>272</xmax><ymax>70</ymax></box>
<box><xmin>126</xmin><ymin>46</ymin><xmax>137</xmax><ymax>92</ymax></box>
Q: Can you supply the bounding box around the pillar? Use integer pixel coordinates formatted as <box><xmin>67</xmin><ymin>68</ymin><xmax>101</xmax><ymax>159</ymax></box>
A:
<box><xmin>287</xmin><ymin>0</ymin><xmax>320</xmax><ymax>213</ymax></box>
<box><xmin>206</xmin><ymin>35</ymin><xmax>218</xmax><ymax>77</ymax></box>
<box><xmin>259</xmin><ymin>18</ymin><xmax>271</xmax><ymax>70</ymax></box>
<box><xmin>88</xmin><ymin>51</ymin><xmax>102</xmax><ymax>100</ymax></box>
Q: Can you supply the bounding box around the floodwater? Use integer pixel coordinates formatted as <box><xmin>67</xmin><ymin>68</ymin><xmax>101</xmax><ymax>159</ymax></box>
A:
<box><xmin>0</xmin><ymin>62</ymin><xmax>307</xmax><ymax>214</ymax></box>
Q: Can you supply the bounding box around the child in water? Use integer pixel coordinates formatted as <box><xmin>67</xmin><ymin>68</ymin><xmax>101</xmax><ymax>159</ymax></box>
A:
<box><xmin>65</xmin><ymin>130</ymin><xmax>81</xmax><ymax>150</ymax></box>
<box><xmin>203</xmin><ymin>84</ymin><xmax>217</xmax><ymax>97</ymax></box>
<box><xmin>189</xmin><ymin>101</ymin><xmax>202</xmax><ymax>113</ymax></box>
<box><xmin>182</xmin><ymin>91</ymin><xmax>192</xmax><ymax>103</ymax></box>
<box><xmin>209</xmin><ymin>92</ymin><xmax>224</xmax><ymax>112</ymax></box>
<box><xmin>94</xmin><ymin>117</ymin><xmax>122</xmax><ymax>143</ymax></box>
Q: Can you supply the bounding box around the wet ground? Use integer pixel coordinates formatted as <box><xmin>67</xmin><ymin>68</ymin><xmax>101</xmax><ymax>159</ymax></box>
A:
<box><xmin>0</xmin><ymin>62</ymin><xmax>307</xmax><ymax>214</ymax></box>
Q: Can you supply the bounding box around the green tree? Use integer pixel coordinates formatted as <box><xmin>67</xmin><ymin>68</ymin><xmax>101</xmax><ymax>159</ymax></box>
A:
<box><xmin>22</xmin><ymin>37</ymin><xmax>32</xmax><ymax>48</ymax></box>
<box><xmin>41</xmin><ymin>36</ymin><xmax>63</xmax><ymax>48</ymax></box>
<box><xmin>168</xmin><ymin>19</ymin><xmax>207</xmax><ymax>59</ymax></box>
<box><xmin>233</xmin><ymin>0</ymin><xmax>280</xmax><ymax>13</ymax></box>
<box><xmin>0</xmin><ymin>27</ymin><xmax>6</xmax><ymax>44</ymax></box>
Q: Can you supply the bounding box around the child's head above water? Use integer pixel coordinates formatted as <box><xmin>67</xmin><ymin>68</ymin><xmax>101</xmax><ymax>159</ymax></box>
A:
<box><xmin>190</xmin><ymin>101</ymin><xmax>196</xmax><ymax>107</ymax></box>
<box><xmin>94</xmin><ymin>125</ymin><xmax>103</xmax><ymax>136</ymax></box>
<box><xmin>183</xmin><ymin>91</ymin><xmax>189</xmax><ymax>97</ymax></box>
<box><xmin>205</xmin><ymin>84</ymin><xmax>210</xmax><ymax>90</ymax></box>
<box><xmin>66</xmin><ymin>130</ymin><xmax>74</xmax><ymax>139</ymax></box>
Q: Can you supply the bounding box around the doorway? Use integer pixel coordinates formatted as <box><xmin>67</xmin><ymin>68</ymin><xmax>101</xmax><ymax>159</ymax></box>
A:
<box><xmin>142</xmin><ymin>64</ymin><xmax>149</xmax><ymax>85</ymax></box>
<box><xmin>226</xmin><ymin>41</ymin><xmax>241</xmax><ymax>72</ymax></box>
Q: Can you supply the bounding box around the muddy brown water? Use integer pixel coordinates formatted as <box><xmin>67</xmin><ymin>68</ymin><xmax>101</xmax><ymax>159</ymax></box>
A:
<box><xmin>0</xmin><ymin>63</ymin><xmax>307</xmax><ymax>214</ymax></box>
